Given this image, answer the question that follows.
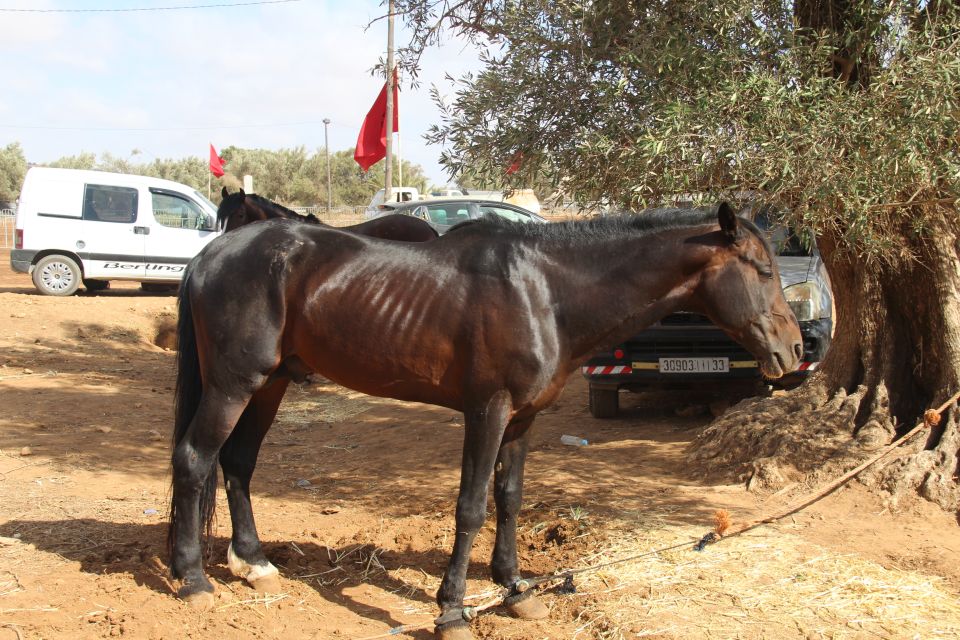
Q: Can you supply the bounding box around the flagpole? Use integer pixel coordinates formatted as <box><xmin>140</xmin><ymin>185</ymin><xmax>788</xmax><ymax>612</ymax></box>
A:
<box><xmin>384</xmin><ymin>0</ymin><xmax>395</xmax><ymax>203</ymax></box>
<box><xmin>397</xmin><ymin>66</ymin><xmax>403</xmax><ymax>189</ymax></box>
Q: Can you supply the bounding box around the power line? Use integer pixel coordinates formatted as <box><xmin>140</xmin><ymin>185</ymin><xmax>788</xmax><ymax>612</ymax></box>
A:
<box><xmin>0</xmin><ymin>0</ymin><xmax>301</xmax><ymax>13</ymax></box>
<box><xmin>0</xmin><ymin>119</ymin><xmax>350</xmax><ymax>132</ymax></box>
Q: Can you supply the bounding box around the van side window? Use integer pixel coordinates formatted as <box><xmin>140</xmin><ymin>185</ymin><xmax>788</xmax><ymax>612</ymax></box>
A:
<box><xmin>83</xmin><ymin>185</ymin><xmax>138</xmax><ymax>223</ymax></box>
<box><xmin>152</xmin><ymin>192</ymin><xmax>207</xmax><ymax>230</ymax></box>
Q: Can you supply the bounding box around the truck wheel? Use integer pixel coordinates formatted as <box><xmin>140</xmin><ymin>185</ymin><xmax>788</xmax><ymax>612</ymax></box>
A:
<box><xmin>83</xmin><ymin>279</ymin><xmax>110</xmax><ymax>292</ymax></box>
<box><xmin>32</xmin><ymin>255</ymin><xmax>81</xmax><ymax>296</ymax></box>
<box><xmin>589</xmin><ymin>386</ymin><xmax>619</xmax><ymax>419</ymax></box>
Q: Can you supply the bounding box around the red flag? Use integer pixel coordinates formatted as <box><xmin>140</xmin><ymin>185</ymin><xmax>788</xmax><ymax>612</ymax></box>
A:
<box><xmin>354</xmin><ymin>71</ymin><xmax>399</xmax><ymax>171</ymax></box>
<box><xmin>209</xmin><ymin>144</ymin><xmax>226</xmax><ymax>178</ymax></box>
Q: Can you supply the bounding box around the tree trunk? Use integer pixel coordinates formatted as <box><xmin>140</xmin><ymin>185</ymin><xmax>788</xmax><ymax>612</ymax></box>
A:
<box><xmin>688</xmin><ymin>207</ymin><xmax>960</xmax><ymax>511</ymax></box>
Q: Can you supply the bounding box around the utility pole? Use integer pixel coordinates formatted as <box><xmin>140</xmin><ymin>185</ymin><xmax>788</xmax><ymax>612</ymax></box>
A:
<box><xmin>384</xmin><ymin>0</ymin><xmax>395</xmax><ymax>203</ymax></box>
<box><xmin>323</xmin><ymin>118</ymin><xmax>332</xmax><ymax>213</ymax></box>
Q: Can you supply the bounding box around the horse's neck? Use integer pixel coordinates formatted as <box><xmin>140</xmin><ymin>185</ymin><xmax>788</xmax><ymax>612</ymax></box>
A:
<box><xmin>546</xmin><ymin>228</ymin><xmax>709</xmax><ymax>362</ymax></box>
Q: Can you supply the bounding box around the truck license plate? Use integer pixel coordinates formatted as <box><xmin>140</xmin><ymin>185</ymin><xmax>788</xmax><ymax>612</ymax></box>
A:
<box><xmin>658</xmin><ymin>357</ymin><xmax>729</xmax><ymax>373</ymax></box>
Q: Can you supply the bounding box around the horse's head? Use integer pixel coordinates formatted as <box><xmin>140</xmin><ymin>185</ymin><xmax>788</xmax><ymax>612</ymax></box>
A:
<box><xmin>690</xmin><ymin>203</ymin><xmax>803</xmax><ymax>379</ymax></box>
<box><xmin>217</xmin><ymin>187</ymin><xmax>269</xmax><ymax>232</ymax></box>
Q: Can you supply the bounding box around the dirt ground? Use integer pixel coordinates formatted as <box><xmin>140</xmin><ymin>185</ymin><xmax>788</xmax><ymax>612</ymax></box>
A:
<box><xmin>2</xmin><ymin>248</ymin><xmax>960</xmax><ymax>640</ymax></box>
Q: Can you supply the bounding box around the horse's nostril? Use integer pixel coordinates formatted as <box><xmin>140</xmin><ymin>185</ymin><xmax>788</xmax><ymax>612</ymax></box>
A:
<box><xmin>793</xmin><ymin>343</ymin><xmax>804</xmax><ymax>361</ymax></box>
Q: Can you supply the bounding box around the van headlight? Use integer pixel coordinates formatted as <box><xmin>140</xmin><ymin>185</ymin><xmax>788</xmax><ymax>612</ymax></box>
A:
<box><xmin>783</xmin><ymin>282</ymin><xmax>820</xmax><ymax>321</ymax></box>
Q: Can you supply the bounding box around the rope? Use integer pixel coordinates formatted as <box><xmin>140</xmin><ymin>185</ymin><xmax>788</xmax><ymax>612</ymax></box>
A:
<box><xmin>713</xmin><ymin>388</ymin><xmax>960</xmax><ymax>541</ymax></box>
<box><xmin>355</xmin><ymin>390</ymin><xmax>960</xmax><ymax>640</ymax></box>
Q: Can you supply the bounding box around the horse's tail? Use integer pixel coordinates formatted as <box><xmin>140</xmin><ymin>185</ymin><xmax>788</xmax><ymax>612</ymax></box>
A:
<box><xmin>167</xmin><ymin>263</ymin><xmax>218</xmax><ymax>560</ymax></box>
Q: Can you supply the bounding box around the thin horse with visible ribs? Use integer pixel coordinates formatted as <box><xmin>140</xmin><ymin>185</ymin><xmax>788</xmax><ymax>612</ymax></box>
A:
<box><xmin>216</xmin><ymin>187</ymin><xmax>438</xmax><ymax>241</ymax></box>
<box><xmin>167</xmin><ymin>203</ymin><xmax>802</xmax><ymax>639</ymax></box>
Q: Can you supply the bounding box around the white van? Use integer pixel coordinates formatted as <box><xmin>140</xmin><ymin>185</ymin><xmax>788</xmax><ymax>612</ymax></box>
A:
<box><xmin>10</xmin><ymin>167</ymin><xmax>219</xmax><ymax>296</ymax></box>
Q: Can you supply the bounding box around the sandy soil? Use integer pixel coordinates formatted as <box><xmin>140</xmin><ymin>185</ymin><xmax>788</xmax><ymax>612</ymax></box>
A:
<box><xmin>2</xmin><ymin>248</ymin><xmax>960</xmax><ymax>640</ymax></box>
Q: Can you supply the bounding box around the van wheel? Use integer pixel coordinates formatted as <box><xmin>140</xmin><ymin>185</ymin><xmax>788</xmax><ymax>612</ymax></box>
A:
<box><xmin>32</xmin><ymin>255</ymin><xmax>81</xmax><ymax>296</ymax></box>
<box><xmin>588</xmin><ymin>386</ymin><xmax>619</xmax><ymax>419</ymax></box>
<box><xmin>83</xmin><ymin>279</ymin><xmax>110</xmax><ymax>292</ymax></box>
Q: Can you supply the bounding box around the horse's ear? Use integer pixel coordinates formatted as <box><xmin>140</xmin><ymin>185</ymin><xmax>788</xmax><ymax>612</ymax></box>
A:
<box><xmin>239</xmin><ymin>188</ymin><xmax>246</xmax><ymax>196</ymax></box>
<box><xmin>717</xmin><ymin>202</ymin><xmax>739</xmax><ymax>242</ymax></box>
<box><xmin>221</xmin><ymin>186</ymin><xmax>229</xmax><ymax>198</ymax></box>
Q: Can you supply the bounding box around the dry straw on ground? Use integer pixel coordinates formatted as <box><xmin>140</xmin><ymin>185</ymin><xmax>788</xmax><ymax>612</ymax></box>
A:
<box><xmin>548</xmin><ymin>515</ymin><xmax>960</xmax><ymax>639</ymax></box>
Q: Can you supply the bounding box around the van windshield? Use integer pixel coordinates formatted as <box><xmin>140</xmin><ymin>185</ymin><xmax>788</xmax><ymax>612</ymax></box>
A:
<box><xmin>192</xmin><ymin>190</ymin><xmax>217</xmax><ymax>213</ymax></box>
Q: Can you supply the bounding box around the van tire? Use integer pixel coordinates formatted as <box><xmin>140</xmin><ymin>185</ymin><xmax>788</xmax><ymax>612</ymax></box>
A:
<box><xmin>32</xmin><ymin>255</ymin><xmax>82</xmax><ymax>296</ymax></box>
<box><xmin>588</xmin><ymin>386</ymin><xmax>619</xmax><ymax>419</ymax></box>
<box><xmin>83</xmin><ymin>279</ymin><xmax>110</xmax><ymax>292</ymax></box>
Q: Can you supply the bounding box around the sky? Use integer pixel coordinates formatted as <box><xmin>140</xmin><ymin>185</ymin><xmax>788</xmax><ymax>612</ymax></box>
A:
<box><xmin>0</xmin><ymin>0</ymin><xmax>483</xmax><ymax>187</ymax></box>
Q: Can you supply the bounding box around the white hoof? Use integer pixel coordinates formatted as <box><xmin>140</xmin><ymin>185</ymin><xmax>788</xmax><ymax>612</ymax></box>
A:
<box><xmin>227</xmin><ymin>542</ymin><xmax>280</xmax><ymax>590</ymax></box>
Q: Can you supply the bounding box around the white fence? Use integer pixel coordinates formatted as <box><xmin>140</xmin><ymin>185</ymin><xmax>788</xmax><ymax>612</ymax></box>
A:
<box><xmin>0</xmin><ymin>209</ymin><xmax>14</xmax><ymax>249</ymax></box>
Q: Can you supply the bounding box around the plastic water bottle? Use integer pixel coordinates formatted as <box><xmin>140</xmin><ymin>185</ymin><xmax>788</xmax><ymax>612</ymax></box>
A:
<box><xmin>560</xmin><ymin>435</ymin><xmax>588</xmax><ymax>447</ymax></box>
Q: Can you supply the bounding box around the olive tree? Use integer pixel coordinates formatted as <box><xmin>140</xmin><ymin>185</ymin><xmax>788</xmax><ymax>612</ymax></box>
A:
<box><xmin>394</xmin><ymin>0</ymin><xmax>960</xmax><ymax>509</ymax></box>
<box><xmin>0</xmin><ymin>142</ymin><xmax>27</xmax><ymax>206</ymax></box>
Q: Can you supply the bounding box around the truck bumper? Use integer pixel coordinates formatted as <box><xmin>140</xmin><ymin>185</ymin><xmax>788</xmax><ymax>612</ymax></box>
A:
<box><xmin>582</xmin><ymin>318</ymin><xmax>832</xmax><ymax>390</ymax></box>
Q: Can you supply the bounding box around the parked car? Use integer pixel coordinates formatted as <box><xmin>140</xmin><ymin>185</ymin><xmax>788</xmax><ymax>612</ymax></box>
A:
<box><xmin>375</xmin><ymin>198</ymin><xmax>546</xmax><ymax>234</ymax></box>
<box><xmin>10</xmin><ymin>167</ymin><xmax>219</xmax><ymax>296</ymax></box>
<box><xmin>581</xmin><ymin>206</ymin><xmax>834</xmax><ymax>418</ymax></box>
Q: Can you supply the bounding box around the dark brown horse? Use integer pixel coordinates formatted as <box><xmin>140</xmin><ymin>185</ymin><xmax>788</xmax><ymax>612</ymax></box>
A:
<box><xmin>168</xmin><ymin>203</ymin><xmax>802</xmax><ymax>639</ymax></box>
<box><xmin>217</xmin><ymin>187</ymin><xmax>438</xmax><ymax>241</ymax></box>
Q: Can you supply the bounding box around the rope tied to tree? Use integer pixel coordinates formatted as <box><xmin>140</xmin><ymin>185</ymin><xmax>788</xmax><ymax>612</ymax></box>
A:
<box><xmin>357</xmin><ymin>390</ymin><xmax>960</xmax><ymax>640</ymax></box>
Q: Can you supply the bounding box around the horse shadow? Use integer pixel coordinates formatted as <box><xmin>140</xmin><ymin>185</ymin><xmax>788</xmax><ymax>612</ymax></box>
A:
<box><xmin>0</xmin><ymin>518</ymin><xmax>485</xmax><ymax>638</ymax></box>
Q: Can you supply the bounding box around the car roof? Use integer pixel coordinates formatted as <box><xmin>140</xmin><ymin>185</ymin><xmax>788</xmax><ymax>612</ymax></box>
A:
<box><xmin>382</xmin><ymin>198</ymin><xmax>541</xmax><ymax>216</ymax></box>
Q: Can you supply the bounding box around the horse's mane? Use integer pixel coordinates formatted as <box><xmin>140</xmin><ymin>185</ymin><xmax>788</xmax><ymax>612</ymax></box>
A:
<box><xmin>464</xmin><ymin>206</ymin><xmax>766</xmax><ymax>246</ymax></box>
<box><xmin>217</xmin><ymin>191</ymin><xmax>320</xmax><ymax>228</ymax></box>
<box><xmin>245</xmin><ymin>194</ymin><xmax>321</xmax><ymax>224</ymax></box>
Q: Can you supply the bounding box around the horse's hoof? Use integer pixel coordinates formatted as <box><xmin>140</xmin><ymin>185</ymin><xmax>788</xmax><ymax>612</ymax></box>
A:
<box><xmin>250</xmin><ymin>574</ymin><xmax>283</xmax><ymax>594</ymax></box>
<box><xmin>180</xmin><ymin>589</ymin><xmax>216</xmax><ymax>610</ymax></box>
<box><xmin>434</xmin><ymin>624</ymin><xmax>475</xmax><ymax>640</ymax></box>
<box><xmin>507</xmin><ymin>594</ymin><xmax>549</xmax><ymax>620</ymax></box>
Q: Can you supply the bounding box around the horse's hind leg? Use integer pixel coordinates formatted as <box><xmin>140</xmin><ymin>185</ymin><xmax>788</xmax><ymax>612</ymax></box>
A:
<box><xmin>170</xmin><ymin>390</ymin><xmax>248</xmax><ymax>608</ymax></box>
<box><xmin>491</xmin><ymin>417</ymin><xmax>549</xmax><ymax>620</ymax></box>
<box><xmin>220</xmin><ymin>378</ymin><xmax>290</xmax><ymax>593</ymax></box>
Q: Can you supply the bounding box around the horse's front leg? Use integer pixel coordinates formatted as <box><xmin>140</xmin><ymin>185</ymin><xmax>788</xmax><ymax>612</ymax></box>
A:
<box><xmin>492</xmin><ymin>417</ymin><xmax>549</xmax><ymax>620</ymax></box>
<box><xmin>435</xmin><ymin>393</ymin><xmax>511</xmax><ymax>640</ymax></box>
<box><xmin>220</xmin><ymin>378</ymin><xmax>289</xmax><ymax>593</ymax></box>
